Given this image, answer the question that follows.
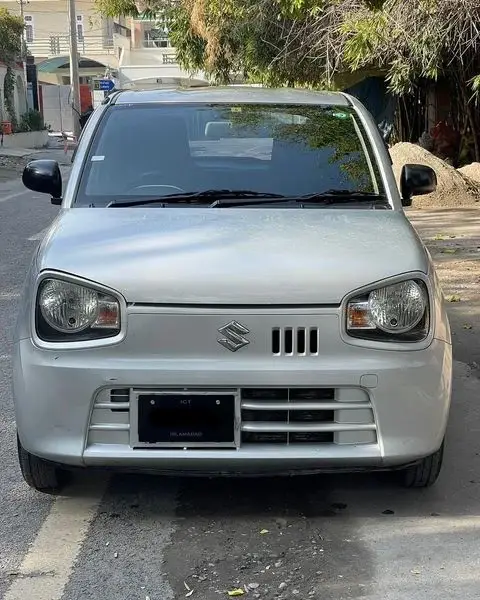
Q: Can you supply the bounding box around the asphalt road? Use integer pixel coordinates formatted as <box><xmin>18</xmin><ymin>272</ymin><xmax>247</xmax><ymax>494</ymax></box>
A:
<box><xmin>1</xmin><ymin>159</ymin><xmax>480</xmax><ymax>600</ymax></box>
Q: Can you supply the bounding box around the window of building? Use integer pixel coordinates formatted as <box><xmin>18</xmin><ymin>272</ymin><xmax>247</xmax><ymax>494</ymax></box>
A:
<box><xmin>76</xmin><ymin>15</ymin><xmax>84</xmax><ymax>42</ymax></box>
<box><xmin>24</xmin><ymin>15</ymin><xmax>34</xmax><ymax>43</ymax></box>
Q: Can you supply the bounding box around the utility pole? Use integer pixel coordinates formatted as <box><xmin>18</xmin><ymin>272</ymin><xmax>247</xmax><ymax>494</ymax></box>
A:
<box><xmin>17</xmin><ymin>0</ymin><xmax>29</xmax><ymax>108</ymax></box>
<box><xmin>68</xmin><ymin>0</ymin><xmax>81</xmax><ymax>138</ymax></box>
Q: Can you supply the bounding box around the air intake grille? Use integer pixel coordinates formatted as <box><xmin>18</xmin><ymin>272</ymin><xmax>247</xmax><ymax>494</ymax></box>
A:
<box><xmin>241</xmin><ymin>387</ymin><xmax>376</xmax><ymax>446</ymax></box>
<box><xmin>86</xmin><ymin>386</ymin><xmax>377</xmax><ymax>450</ymax></box>
<box><xmin>110</xmin><ymin>388</ymin><xmax>130</xmax><ymax>412</ymax></box>
<box><xmin>272</xmin><ymin>328</ymin><xmax>319</xmax><ymax>355</ymax></box>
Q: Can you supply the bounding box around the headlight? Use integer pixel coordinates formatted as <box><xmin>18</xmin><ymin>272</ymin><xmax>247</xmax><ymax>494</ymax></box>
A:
<box><xmin>36</xmin><ymin>278</ymin><xmax>121</xmax><ymax>342</ymax></box>
<box><xmin>346</xmin><ymin>280</ymin><xmax>429</xmax><ymax>342</ymax></box>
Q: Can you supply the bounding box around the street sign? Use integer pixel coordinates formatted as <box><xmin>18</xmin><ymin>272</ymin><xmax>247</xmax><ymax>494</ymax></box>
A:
<box><xmin>98</xmin><ymin>78</ymin><xmax>115</xmax><ymax>92</ymax></box>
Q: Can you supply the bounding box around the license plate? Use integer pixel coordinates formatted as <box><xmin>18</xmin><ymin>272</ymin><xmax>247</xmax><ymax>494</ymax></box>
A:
<box><xmin>137</xmin><ymin>393</ymin><xmax>235</xmax><ymax>445</ymax></box>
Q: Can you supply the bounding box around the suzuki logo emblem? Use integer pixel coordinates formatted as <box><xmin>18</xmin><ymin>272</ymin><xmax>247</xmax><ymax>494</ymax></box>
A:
<box><xmin>217</xmin><ymin>321</ymin><xmax>250</xmax><ymax>352</ymax></box>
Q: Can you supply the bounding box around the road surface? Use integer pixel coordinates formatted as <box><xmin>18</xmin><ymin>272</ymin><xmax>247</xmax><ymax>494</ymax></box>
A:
<box><xmin>1</xmin><ymin>162</ymin><xmax>479</xmax><ymax>600</ymax></box>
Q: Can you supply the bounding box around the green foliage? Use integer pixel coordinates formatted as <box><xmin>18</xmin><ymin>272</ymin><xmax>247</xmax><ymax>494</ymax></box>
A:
<box><xmin>471</xmin><ymin>75</ymin><xmax>480</xmax><ymax>97</ymax></box>
<box><xmin>94</xmin><ymin>0</ymin><xmax>480</xmax><ymax>109</ymax></box>
<box><xmin>4</xmin><ymin>66</ymin><xmax>17</xmax><ymax>128</ymax></box>
<box><xmin>94</xmin><ymin>0</ymin><xmax>138</xmax><ymax>17</ymax></box>
<box><xmin>341</xmin><ymin>11</ymin><xmax>389</xmax><ymax>72</ymax></box>
<box><xmin>224</xmin><ymin>104</ymin><xmax>374</xmax><ymax>189</ymax></box>
<box><xmin>0</xmin><ymin>8</ymin><xmax>23</xmax><ymax>127</ymax></box>
<box><xmin>0</xmin><ymin>7</ymin><xmax>23</xmax><ymax>62</ymax></box>
<box><xmin>17</xmin><ymin>109</ymin><xmax>46</xmax><ymax>132</ymax></box>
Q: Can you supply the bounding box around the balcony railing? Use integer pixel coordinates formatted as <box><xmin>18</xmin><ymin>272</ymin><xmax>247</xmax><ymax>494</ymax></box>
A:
<box><xmin>162</xmin><ymin>53</ymin><xmax>177</xmax><ymax>64</ymax></box>
<box><xmin>142</xmin><ymin>38</ymin><xmax>172</xmax><ymax>49</ymax></box>
<box><xmin>27</xmin><ymin>36</ymin><xmax>115</xmax><ymax>58</ymax></box>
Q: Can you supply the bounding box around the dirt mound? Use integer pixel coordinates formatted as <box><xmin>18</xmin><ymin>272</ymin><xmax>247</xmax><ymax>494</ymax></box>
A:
<box><xmin>458</xmin><ymin>162</ymin><xmax>480</xmax><ymax>183</ymax></box>
<box><xmin>389</xmin><ymin>142</ymin><xmax>480</xmax><ymax>209</ymax></box>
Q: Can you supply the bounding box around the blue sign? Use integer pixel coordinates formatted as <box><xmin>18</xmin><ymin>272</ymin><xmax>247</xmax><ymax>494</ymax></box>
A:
<box><xmin>99</xmin><ymin>78</ymin><xmax>115</xmax><ymax>92</ymax></box>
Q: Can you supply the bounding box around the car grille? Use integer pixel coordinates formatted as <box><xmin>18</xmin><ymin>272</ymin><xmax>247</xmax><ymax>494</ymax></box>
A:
<box><xmin>87</xmin><ymin>386</ymin><xmax>376</xmax><ymax>448</ymax></box>
<box><xmin>272</xmin><ymin>327</ymin><xmax>319</xmax><ymax>355</ymax></box>
<box><xmin>240</xmin><ymin>387</ymin><xmax>375</xmax><ymax>445</ymax></box>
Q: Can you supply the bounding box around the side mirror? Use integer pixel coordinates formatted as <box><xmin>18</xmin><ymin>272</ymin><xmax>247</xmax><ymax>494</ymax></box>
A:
<box><xmin>400</xmin><ymin>164</ymin><xmax>437</xmax><ymax>207</ymax></box>
<box><xmin>22</xmin><ymin>160</ymin><xmax>62</xmax><ymax>205</ymax></box>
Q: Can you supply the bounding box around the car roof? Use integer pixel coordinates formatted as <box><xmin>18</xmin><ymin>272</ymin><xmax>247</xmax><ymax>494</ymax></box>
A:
<box><xmin>111</xmin><ymin>86</ymin><xmax>351</xmax><ymax>107</ymax></box>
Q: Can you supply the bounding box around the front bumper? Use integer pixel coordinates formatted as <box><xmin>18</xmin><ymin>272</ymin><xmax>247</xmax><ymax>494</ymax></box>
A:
<box><xmin>14</xmin><ymin>310</ymin><xmax>452</xmax><ymax>473</ymax></box>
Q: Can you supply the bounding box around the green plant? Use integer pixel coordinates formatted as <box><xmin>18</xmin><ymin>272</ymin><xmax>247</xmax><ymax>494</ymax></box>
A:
<box><xmin>3</xmin><ymin>66</ymin><xmax>17</xmax><ymax>130</ymax></box>
<box><xmin>94</xmin><ymin>0</ymin><xmax>480</xmax><ymax>162</ymax></box>
<box><xmin>0</xmin><ymin>8</ymin><xmax>23</xmax><ymax>127</ymax></box>
<box><xmin>17</xmin><ymin>109</ymin><xmax>46</xmax><ymax>132</ymax></box>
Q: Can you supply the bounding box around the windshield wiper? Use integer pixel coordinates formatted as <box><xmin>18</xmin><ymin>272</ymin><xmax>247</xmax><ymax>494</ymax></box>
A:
<box><xmin>211</xmin><ymin>190</ymin><xmax>387</xmax><ymax>208</ymax></box>
<box><xmin>301</xmin><ymin>190</ymin><xmax>386</xmax><ymax>201</ymax></box>
<box><xmin>107</xmin><ymin>190</ymin><xmax>285</xmax><ymax>208</ymax></box>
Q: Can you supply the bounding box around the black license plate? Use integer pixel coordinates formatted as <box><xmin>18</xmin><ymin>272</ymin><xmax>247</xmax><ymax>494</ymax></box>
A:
<box><xmin>137</xmin><ymin>394</ymin><xmax>235</xmax><ymax>444</ymax></box>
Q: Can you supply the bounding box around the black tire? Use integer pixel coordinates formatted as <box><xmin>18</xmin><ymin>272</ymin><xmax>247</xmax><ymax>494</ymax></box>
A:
<box><xmin>17</xmin><ymin>435</ymin><xmax>67</xmax><ymax>494</ymax></box>
<box><xmin>401</xmin><ymin>441</ymin><xmax>444</xmax><ymax>488</ymax></box>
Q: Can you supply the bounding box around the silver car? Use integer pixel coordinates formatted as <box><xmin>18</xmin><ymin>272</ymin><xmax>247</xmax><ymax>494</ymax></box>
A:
<box><xmin>14</xmin><ymin>87</ymin><xmax>452</xmax><ymax>493</ymax></box>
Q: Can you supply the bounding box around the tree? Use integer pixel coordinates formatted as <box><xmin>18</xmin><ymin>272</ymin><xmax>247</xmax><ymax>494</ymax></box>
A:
<box><xmin>95</xmin><ymin>0</ymin><xmax>480</xmax><ymax>161</ymax></box>
<box><xmin>0</xmin><ymin>8</ymin><xmax>24</xmax><ymax>128</ymax></box>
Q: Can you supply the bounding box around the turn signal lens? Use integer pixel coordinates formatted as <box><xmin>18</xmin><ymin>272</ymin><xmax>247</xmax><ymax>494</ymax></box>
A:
<box><xmin>347</xmin><ymin>301</ymin><xmax>375</xmax><ymax>330</ymax></box>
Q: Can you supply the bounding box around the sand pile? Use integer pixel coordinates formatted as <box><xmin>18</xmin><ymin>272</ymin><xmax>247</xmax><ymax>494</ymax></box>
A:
<box><xmin>458</xmin><ymin>162</ymin><xmax>480</xmax><ymax>183</ymax></box>
<box><xmin>389</xmin><ymin>142</ymin><xmax>480</xmax><ymax>209</ymax></box>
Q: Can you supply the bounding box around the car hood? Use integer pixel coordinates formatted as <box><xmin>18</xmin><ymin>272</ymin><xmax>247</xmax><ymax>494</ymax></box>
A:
<box><xmin>38</xmin><ymin>208</ymin><xmax>428</xmax><ymax>305</ymax></box>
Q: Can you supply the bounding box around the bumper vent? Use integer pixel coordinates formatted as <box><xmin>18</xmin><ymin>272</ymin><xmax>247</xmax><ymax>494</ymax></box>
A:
<box><xmin>110</xmin><ymin>388</ymin><xmax>130</xmax><ymax>412</ymax></box>
<box><xmin>241</xmin><ymin>387</ymin><xmax>376</xmax><ymax>446</ymax></box>
<box><xmin>87</xmin><ymin>388</ymin><xmax>131</xmax><ymax>447</ymax></box>
<box><xmin>86</xmin><ymin>386</ymin><xmax>377</xmax><ymax>450</ymax></box>
<box><xmin>272</xmin><ymin>327</ymin><xmax>319</xmax><ymax>355</ymax></box>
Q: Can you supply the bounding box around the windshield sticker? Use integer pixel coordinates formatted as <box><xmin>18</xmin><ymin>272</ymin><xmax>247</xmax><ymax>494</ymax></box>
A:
<box><xmin>91</xmin><ymin>155</ymin><xmax>105</xmax><ymax>161</ymax></box>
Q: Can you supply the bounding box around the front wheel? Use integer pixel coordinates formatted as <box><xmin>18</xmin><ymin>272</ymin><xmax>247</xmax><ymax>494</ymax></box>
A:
<box><xmin>401</xmin><ymin>441</ymin><xmax>445</xmax><ymax>488</ymax></box>
<box><xmin>17</xmin><ymin>435</ymin><xmax>68</xmax><ymax>494</ymax></box>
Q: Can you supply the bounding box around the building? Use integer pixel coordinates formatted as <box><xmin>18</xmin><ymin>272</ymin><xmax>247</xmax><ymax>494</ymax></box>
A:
<box><xmin>0</xmin><ymin>0</ymin><xmax>118</xmax><ymax>86</ymax></box>
<box><xmin>0</xmin><ymin>1</ymin><xmax>212</xmax><ymax>88</ymax></box>
<box><xmin>0</xmin><ymin>2</ymin><xmax>242</xmax><ymax>130</ymax></box>
<box><xmin>112</xmin><ymin>16</ymin><xmax>209</xmax><ymax>88</ymax></box>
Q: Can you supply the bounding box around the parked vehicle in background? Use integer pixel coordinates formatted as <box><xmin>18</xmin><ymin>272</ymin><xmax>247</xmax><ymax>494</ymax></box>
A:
<box><xmin>15</xmin><ymin>87</ymin><xmax>452</xmax><ymax>493</ymax></box>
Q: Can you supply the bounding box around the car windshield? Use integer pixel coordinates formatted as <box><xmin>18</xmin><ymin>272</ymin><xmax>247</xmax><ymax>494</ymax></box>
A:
<box><xmin>74</xmin><ymin>103</ymin><xmax>385</xmax><ymax>207</ymax></box>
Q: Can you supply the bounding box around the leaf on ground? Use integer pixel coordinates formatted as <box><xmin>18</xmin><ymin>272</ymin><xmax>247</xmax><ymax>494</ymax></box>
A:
<box><xmin>411</xmin><ymin>569</ymin><xmax>422</xmax><ymax>575</ymax></box>
<box><xmin>227</xmin><ymin>589</ymin><xmax>245</xmax><ymax>596</ymax></box>
<box><xmin>446</xmin><ymin>294</ymin><xmax>461</xmax><ymax>302</ymax></box>
<box><xmin>433</xmin><ymin>234</ymin><xmax>457</xmax><ymax>240</ymax></box>
<box><xmin>260</xmin><ymin>529</ymin><xmax>269</xmax><ymax>534</ymax></box>
<box><xmin>440</xmin><ymin>248</ymin><xmax>458</xmax><ymax>254</ymax></box>
<box><xmin>463</xmin><ymin>324</ymin><xmax>473</xmax><ymax>329</ymax></box>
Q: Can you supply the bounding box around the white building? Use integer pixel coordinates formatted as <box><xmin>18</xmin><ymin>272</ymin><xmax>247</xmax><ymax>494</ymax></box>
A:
<box><xmin>112</xmin><ymin>16</ymin><xmax>209</xmax><ymax>89</ymax></box>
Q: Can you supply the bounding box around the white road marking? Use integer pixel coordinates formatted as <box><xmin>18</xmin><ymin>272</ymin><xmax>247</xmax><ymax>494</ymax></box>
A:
<box><xmin>28</xmin><ymin>227</ymin><xmax>49</xmax><ymax>241</ymax></box>
<box><xmin>0</xmin><ymin>190</ymin><xmax>29</xmax><ymax>203</ymax></box>
<box><xmin>4</xmin><ymin>477</ymin><xmax>108</xmax><ymax>600</ymax></box>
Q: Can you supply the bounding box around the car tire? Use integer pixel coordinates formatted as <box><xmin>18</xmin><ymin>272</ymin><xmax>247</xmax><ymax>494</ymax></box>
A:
<box><xmin>17</xmin><ymin>435</ymin><xmax>68</xmax><ymax>494</ymax></box>
<box><xmin>401</xmin><ymin>441</ymin><xmax>444</xmax><ymax>488</ymax></box>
